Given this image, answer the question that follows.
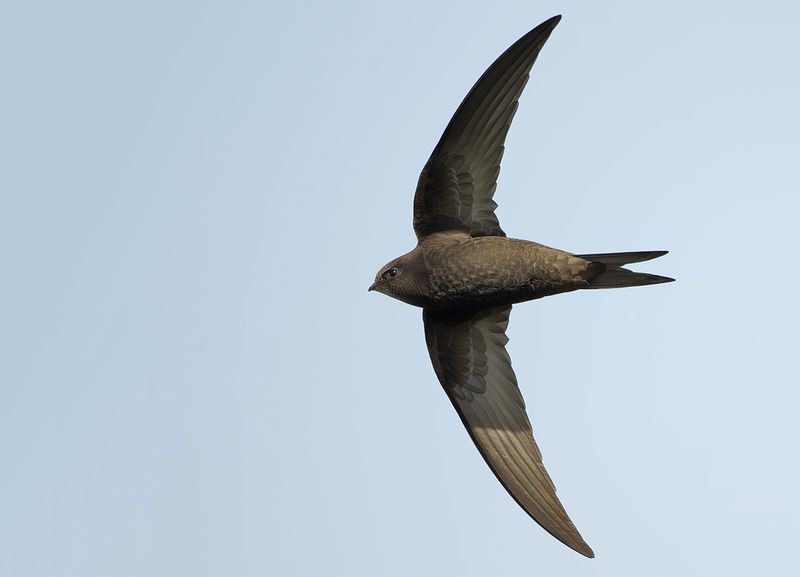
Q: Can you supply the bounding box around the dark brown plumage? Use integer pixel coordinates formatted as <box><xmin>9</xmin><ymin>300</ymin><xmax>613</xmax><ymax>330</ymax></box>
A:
<box><xmin>369</xmin><ymin>15</ymin><xmax>673</xmax><ymax>558</ymax></box>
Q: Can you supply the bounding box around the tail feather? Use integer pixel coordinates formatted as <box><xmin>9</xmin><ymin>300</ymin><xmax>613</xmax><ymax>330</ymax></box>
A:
<box><xmin>576</xmin><ymin>250</ymin><xmax>668</xmax><ymax>267</ymax></box>
<box><xmin>580</xmin><ymin>250</ymin><xmax>674</xmax><ymax>289</ymax></box>
<box><xmin>587</xmin><ymin>269</ymin><xmax>674</xmax><ymax>288</ymax></box>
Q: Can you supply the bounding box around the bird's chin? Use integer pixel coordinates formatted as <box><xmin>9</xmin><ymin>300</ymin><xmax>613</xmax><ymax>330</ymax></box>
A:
<box><xmin>370</xmin><ymin>285</ymin><xmax>398</xmax><ymax>301</ymax></box>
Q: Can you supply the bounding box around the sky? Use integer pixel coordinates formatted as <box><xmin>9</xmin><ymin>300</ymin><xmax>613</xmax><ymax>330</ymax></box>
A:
<box><xmin>2</xmin><ymin>1</ymin><xmax>799</xmax><ymax>576</ymax></box>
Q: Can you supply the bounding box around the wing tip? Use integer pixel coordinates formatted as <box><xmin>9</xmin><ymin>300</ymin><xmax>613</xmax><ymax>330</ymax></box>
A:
<box><xmin>574</xmin><ymin>541</ymin><xmax>595</xmax><ymax>559</ymax></box>
<box><xmin>550</xmin><ymin>528</ymin><xmax>594</xmax><ymax>558</ymax></box>
<box><xmin>528</xmin><ymin>15</ymin><xmax>561</xmax><ymax>40</ymax></box>
<box><xmin>543</xmin><ymin>14</ymin><xmax>562</xmax><ymax>30</ymax></box>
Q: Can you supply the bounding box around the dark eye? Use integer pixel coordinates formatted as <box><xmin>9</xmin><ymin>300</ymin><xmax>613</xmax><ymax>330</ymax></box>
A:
<box><xmin>384</xmin><ymin>267</ymin><xmax>399</xmax><ymax>279</ymax></box>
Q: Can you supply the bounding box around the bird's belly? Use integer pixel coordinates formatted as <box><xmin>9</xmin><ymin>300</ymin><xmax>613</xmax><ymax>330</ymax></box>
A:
<box><xmin>409</xmin><ymin>237</ymin><xmax>587</xmax><ymax>311</ymax></box>
<box><xmin>420</xmin><ymin>268</ymin><xmax>571</xmax><ymax>311</ymax></box>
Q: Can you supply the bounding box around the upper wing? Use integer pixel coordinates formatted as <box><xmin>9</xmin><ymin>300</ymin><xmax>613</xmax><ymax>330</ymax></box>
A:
<box><xmin>423</xmin><ymin>305</ymin><xmax>594</xmax><ymax>558</ymax></box>
<box><xmin>413</xmin><ymin>16</ymin><xmax>561</xmax><ymax>240</ymax></box>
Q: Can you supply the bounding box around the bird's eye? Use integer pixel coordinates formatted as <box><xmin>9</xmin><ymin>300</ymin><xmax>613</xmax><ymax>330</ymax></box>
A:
<box><xmin>384</xmin><ymin>267</ymin><xmax>399</xmax><ymax>279</ymax></box>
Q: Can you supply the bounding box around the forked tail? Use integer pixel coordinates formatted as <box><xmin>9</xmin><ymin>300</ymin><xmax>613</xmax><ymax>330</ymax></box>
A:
<box><xmin>578</xmin><ymin>250</ymin><xmax>674</xmax><ymax>289</ymax></box>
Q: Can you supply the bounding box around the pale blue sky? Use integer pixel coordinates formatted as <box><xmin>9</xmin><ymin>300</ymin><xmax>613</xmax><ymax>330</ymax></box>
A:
<box><xmin>2</xmin><ymin>1</ymin><xmax>799</xmax><ymax>576</ymax></box>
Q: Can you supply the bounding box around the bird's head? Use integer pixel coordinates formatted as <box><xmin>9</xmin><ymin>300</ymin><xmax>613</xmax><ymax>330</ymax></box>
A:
<box><xmin>369</xmin><ymin>257</ymin><xmax>410</xmax><ymax>300</ymax></box>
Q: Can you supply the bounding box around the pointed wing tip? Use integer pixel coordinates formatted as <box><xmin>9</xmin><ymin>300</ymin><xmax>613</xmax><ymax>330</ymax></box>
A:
<box><xmin>559</xmin><ymin>535</ymin><xmax>593</xmax><ymax>558</ymax></box>
<box><xmin>518</xmin><ymin>15</ymin><xmax>561</xmax><ymax>51</ymax></box>
<box><xmin>553</xmin><ymin>530</ymin><xmax>594</xmax><ymax>558</ymax></box>
<box><xmin>544</xmin><ymin>14</ymin><xmax>562</xmax><ymax>29</ymax></box>
<box><xmin>525</xmin><ymin>15</ymin><xmax>561</xmax><ymax>39</ymax></box>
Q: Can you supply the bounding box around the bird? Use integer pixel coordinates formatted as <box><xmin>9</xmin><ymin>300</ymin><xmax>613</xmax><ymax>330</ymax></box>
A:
<box><xmin>369</xmin><ymin>15</ymin><xmax>672</xmax><ymax>558</ymax></box>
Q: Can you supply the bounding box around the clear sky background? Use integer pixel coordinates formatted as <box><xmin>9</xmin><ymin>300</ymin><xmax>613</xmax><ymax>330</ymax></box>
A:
<box><xmin>2</xmin><ymin>1</ymin><xmax>799</xmax><ymax>576</ymax></box>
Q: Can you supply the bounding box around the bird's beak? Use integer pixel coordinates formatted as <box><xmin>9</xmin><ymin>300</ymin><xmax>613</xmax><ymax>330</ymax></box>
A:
<box><xmin>368</xmin><ymin>282</ymin><xmax>377</xmax><ymax>292</ymax></box>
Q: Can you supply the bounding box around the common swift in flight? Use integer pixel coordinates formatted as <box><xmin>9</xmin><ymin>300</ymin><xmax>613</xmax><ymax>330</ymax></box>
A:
<box><xmin>369</xmin><ymin>15</ymin><xmax>672</xmax><ymax>557</ymax></box>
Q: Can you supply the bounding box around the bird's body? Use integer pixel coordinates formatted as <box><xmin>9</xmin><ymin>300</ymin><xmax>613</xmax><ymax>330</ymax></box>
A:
<box><xmin>369</xmin><ymin>15</ymin><xmax>672</xmax><ymax>558</ymax></box>
<box><xmin>384</xmin><ymin>233</ymin><xmax>596</xmax><ymax>310</ymax></box>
